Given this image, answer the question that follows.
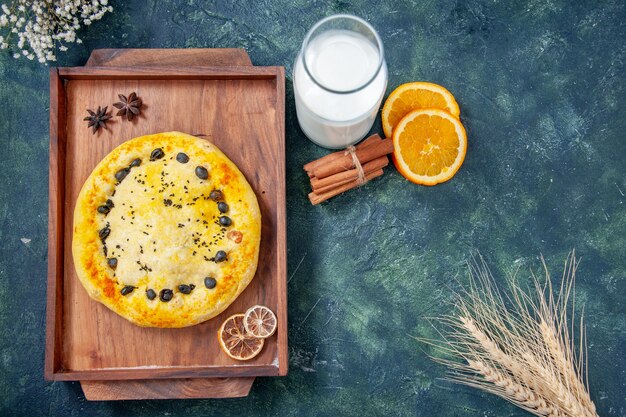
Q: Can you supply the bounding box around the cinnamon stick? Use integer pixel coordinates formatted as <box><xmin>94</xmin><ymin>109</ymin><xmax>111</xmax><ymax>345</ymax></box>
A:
<box><xmin>308</xmin><ymin>169</ymin><xmax>385</xmax><ymax>205</ymax></box>
<box><xmin>311</xmin><ymin>155</ymin><xmax>389</xmax><ymax>193</ymax></box>
<box><xmin>303</xmin><ymin>134</ymin><xmax>381</xmax><ymax>178</ymax></box>
<box><xmin>303</xmin><ymin>151</ymin><xmax>343</xmax><ymax>179</ymax></box>
<box><xmin>312</xmin><ymin>137</ymin><xmax>393</xmax><ymax>179</ymax></box>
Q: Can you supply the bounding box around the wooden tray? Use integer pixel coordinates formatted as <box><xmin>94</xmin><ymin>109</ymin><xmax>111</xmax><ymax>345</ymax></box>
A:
<box><xmin>45</xmin><ymin>49</ymin><xmax>287</xmax><ymax>400</ymax></box>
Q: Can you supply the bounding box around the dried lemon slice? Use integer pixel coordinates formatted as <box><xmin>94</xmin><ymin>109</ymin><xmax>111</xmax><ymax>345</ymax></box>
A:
<box><xmin>244</xmin><ymin>305</ymin><xmax>277</xmax><ymax>339</ymax></box>
<box><xmin>218</xmin><ymin>314</ymin><xmax>264</xmax><ymax>360</ymax></box>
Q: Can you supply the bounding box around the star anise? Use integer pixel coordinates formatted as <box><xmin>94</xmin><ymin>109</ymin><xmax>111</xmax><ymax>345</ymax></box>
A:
<box><xmin>113</xmin><ymin>92</ymin><xmax>143</xmax><ymax>121</ymax></box>
<box><xmin>83</xmin><ymin>106</ymin><xmax>112</xmax><ymax>134</ymax></box>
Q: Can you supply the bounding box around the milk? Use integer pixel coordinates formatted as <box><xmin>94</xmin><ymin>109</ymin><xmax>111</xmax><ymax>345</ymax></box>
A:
<box><xmin>294</xmin><ymin>29</ymin><xmax>387</xmax><ymax>148</ymax></box>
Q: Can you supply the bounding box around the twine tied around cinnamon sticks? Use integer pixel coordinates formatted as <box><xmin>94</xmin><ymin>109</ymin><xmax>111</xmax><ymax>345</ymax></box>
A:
<box><xmin>344</xmin><ymin>145</ymin><xmax>367</xmax><ymax>186</ymax></box>
<box><xmin>304</xmin><ymin>134</ymin><xmax>394</xmax><ymax>205</ymax></box>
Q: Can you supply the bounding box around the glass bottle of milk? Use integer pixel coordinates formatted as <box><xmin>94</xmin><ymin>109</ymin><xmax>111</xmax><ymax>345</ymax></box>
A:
<box><xmin>294</xmin><ymin>15</ymin><xmax>387</xmax><ymax>149</ymax></box>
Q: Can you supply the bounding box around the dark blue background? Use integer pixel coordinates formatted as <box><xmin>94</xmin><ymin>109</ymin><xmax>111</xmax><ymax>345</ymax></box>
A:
<box><xmin>0</xmin><ymin>1</ymin><xmax>624</xmax><ymax>416</ymax></box>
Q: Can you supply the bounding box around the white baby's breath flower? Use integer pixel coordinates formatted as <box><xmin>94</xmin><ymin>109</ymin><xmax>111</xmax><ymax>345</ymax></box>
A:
<box><xmin>0</xmin><ymin>0</ymin><xmax>113</xmax><ymax>64</ymax></box>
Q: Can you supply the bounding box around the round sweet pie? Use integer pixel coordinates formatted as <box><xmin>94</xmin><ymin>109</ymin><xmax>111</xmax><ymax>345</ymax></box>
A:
<box><xmin>72</xmin><ymin>131</ymin><xmax>261</xmax><ymax>328</ymax></box>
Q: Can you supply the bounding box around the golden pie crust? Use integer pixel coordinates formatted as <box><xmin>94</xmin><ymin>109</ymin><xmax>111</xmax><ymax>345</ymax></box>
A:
<box><xmin>72</xmin><ymin>132</ymin><xmax>261</xmax><ymax>328</ymax></box>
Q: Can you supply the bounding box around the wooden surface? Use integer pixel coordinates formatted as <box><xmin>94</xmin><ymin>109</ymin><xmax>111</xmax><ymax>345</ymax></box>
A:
<box><xmin>81</xmin><ymin>377</ymin><xmax>255</xmax><ymax>400</ymax></box>
<box><xmin>85</xmin><ymin>48</ymin><xmax>252</xmax><ymax>67</ymax></box>
<box><xmin>45</xmin><ymin>49</ymin><xmax>287</xmax><ymax>391</ymax></box>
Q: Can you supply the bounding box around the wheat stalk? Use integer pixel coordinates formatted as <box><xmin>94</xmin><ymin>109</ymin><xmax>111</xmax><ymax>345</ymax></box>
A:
<box><xmin>466</xmin><ymin>359</ymin><xmax>564</xmax><ymax>417</ymax></box>
<box><xmin>423</xmin><ymin>251</ymin><xmax>599</xmax><ymax>417</ymax></box>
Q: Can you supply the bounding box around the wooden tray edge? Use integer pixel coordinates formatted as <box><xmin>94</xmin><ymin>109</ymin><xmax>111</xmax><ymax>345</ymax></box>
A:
<box><xmin>45</xmin><ymin>67</ymin><xmax>65</xmax><ymax>381</ymax></box>
<box><xmin>51</xmin><ymin>364</ymin><xmax>279</xmax><ymax>381</ymax></box>
<box><xmin>57</xmin><ymin>65</ymin><xmax>283</xmax><ymax>80</ymax></box>
<box><xmin>273</xmin><ymin>67</ymin><xmax>289</xmax><ymax>376</ymax></box>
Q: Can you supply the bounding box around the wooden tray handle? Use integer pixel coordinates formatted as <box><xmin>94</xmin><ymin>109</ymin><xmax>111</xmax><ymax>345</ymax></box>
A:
<box><xmin>86</xmin><ymin>48</ymin><xmax>252</xmax><ymax>67</ymax></box>
<box><xmin>81</xmin><ymin>377</ymin><xmax>255</xmax><ymax>400</ymax></box>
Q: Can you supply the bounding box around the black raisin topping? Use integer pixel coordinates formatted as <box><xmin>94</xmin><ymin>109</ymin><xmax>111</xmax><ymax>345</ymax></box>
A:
<box><xmin>214</xmin><ymin>250</ymin><xmax>227</xmax><ymax>263</ymax></box>
<box><xmin>99</xmin><ymin>226</ymin><xmax>110</xmax><ymax>242</ymax></box>
<box><xmin>176</xmin><ymin>152</ymin><xmax>189</xmax><ymax>163</ymax></box>
<box><xmin>178</xmin><ymin>284</ymin><xmax>194</xmax><ymax>294</ymax></box>
<box><xmin>107</xmin><ymin>258</ymin><xmax>118</xmax><ymax>269</ymax></box>
<box><xmin>209</xmin><ymin>190</ymin><xmax>223</xmax><ymax>201</ymax></box>
<box><xmin>115</xmin><ymin>168</ymin><xmax>130</xmax><ymax>182</ymax></box>
<box><xmin>195</xmin><ymin>166</ymin><xmax>209</xmax><ymax>180</ymax></box>
<box><xmin>120</xmin><ymin>285</ymin><xmax>135</xmax><ymax>296</ymax></box>
<box><xmin>150</xmin><ymin>148</ymin><xmax>165</xmax><ymax>161</ymax></box>
<box><xmin>159</xmin><ymin>289</ymin><xmax>174</xmax><ymax>302</ymax></box>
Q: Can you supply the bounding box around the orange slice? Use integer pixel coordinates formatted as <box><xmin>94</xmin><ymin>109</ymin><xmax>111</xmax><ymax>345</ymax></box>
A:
<box><xmin>244</xmin><ymin>305</ymin><xmax>277</xmax><ymax>339</ymax></box>
<box><xmin>218</xmin><ymin>314</ymin><xmax>264</xmax><ymax>361</ymax></box>
<box><xmin>382</xmin><ymin>82</ymin><xmax>460</xmax><ymax>138</ymax></box>
<box><xmin>392</xmin><ymin>108</ymin><xmax>467</xmax><ymax>186</ymax></box>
